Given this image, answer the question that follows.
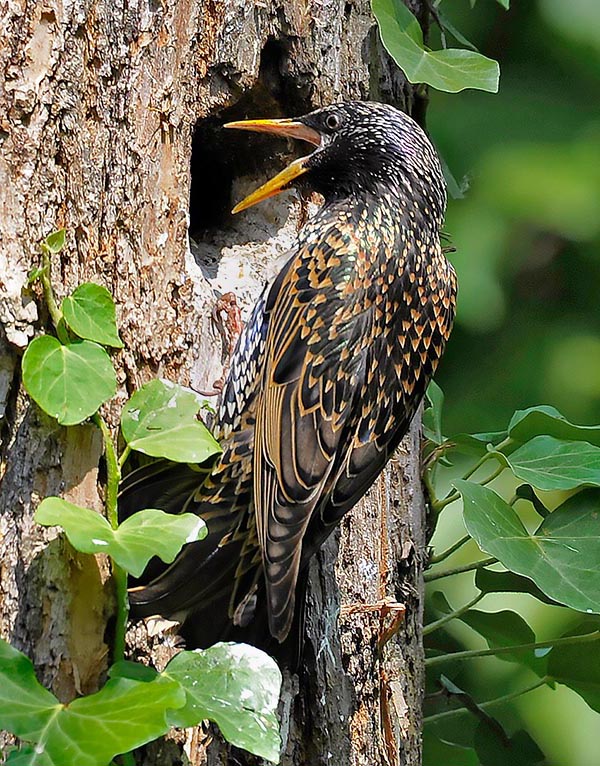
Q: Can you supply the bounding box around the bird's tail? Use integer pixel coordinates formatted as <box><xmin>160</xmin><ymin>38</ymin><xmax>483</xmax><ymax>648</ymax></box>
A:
<box><xmin>121</xmin><ymin>459</ymin><xmax>307</xmax><ymax>661</ymax></box>
<box><xmin>120</xmin><ymin>460</ymin><xmax>274</xmax><ymax>651</ymax></box>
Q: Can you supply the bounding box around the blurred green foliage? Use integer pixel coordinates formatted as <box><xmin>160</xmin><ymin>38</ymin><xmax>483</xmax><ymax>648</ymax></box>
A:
<box><xmin>424</xmin><ymin>2</ymin><xmax>600</xmax><ymax>765</ymax></box>
<box><xmin>428</xmin><ymin>0</ymin><xmax>600</xmax><ymax>433</ymax></box>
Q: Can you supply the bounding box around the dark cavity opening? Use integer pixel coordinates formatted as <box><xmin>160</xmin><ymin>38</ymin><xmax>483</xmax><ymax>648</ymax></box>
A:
<box><xmin>188</xmin><ymin>38</ymin><xmax>312</xmax><ymax>240</ymax></box>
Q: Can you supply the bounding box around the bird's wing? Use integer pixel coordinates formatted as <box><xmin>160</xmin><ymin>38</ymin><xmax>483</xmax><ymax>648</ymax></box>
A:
<box><xmin>326</xmin><ymin>250</ymin><xmax>457</xmax><ymax>521</ymax></box>
<box><xmin>294</xmin><ymin>243</ymin><xmax>457</xmax><ymax>567</ymax></box>
<box><xmin>254</xmin><ymin>234</ymin><xmax>368</xmax><ymax>641</ymax></box>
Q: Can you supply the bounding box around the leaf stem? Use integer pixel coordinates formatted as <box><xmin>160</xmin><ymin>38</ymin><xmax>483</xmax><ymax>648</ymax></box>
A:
<box><xmin>39</xmin><ymin>250</ymin><xmax>63</xmax><ymax>332</ymax></box>
<box><xmin>118</xmin><ymin>444</ymin><xmax>131</xmax><ymax>471</ymax></box>
<box><xmin>429</xmin><ymin>450</ymin><xmax>492</xmax><ymax>512</ymax></box>
<box><xmin>92</xmin><ymin>413</ymin><xmax>129</xmax><ymax>664</ymax></box>
<box><xmin>424</xmin><ymin>677</ymin><xmax>549</xmax><ymax>724</ymax></box>
<box><xmin>423</xmin><ymin>591</ymin><xmax>484</xmax><ymax>636</ymax></box>
<box><xmin>429</xmin><ymin>534</ymin><xmax>472</xmax><ymax>565</ymax></box>
<box><xmin>424</xmin><ymin>556</ymin><xmax>497</xmax><ymax>583</ymax></box>
<box><xmin>426</xmin><ymin>630</ymin><xmax>600</xmax><ymax>668</ymax></box>
<box><xmin>429</xmin><ymin>438</ymin><xmax>514</xmax><ymax>513</ymax></box>
<box><xmin>480</xmin><ymin>463</ymin><xmax>505</xmax><ymax>486</ymax></box>
<box><xmin>431</xmin><ymin>459</ymin><xmax>505</xmax><ymax>512</ymax></box>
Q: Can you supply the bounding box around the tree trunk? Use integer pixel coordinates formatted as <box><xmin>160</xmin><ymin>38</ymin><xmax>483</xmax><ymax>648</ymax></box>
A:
<box><xmin>0</xmin><ymin>0</ymin><xmax>428</xmax><ymax>763</ymax></box>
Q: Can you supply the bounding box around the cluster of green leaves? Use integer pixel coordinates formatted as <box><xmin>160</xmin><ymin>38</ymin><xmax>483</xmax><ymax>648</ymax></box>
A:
<box><xmin>371</xmin><ymin>0</ymin><xmax>505</xmax><ymax>94</ymax></box>
<box><xmin>422</xmin><ymin>382</ymin><xmax>600</xmax><ymax>765</ymax></box>
<box><xmin>0</xmin><ymin>640</ymin><xmax>281</xmax><ymax>766</ymax></box>
<box><xmin>4</xmin><ymin>231</ymin><xmax>283</xmax><ymax>765</ymax></box>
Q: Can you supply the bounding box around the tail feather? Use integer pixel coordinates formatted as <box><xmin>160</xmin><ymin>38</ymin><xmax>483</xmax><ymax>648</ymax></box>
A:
<box><xmin>121</xmin><ymin>459</ymin><xmax>308</xmax><ymax>662</ymax></box>
<box><xmin>119</xmin><ymin>460</ymin><xmax>207</xmax><ymax>519</ymax></box>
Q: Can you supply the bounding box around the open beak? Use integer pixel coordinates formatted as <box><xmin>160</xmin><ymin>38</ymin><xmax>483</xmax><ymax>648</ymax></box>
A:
<box><xmin>224</xmin><ymin>118</ymin><xmax>321</xmax><ymax>214</ymax></box>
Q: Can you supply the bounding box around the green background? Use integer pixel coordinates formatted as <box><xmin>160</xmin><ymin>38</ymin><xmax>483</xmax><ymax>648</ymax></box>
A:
<box><xmin>426</xmin><ymin>1</ymin><xmax>600</xmax><ymax>764</ymax></box>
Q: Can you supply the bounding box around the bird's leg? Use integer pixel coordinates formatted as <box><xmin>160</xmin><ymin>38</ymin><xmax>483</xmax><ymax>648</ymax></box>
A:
<box><xmin>197</xmin><ymin>292</ymin><xmax>244</xmax><ymax>396</ymax></box>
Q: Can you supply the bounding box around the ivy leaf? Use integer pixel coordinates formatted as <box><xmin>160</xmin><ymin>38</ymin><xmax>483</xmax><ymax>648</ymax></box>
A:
<box><xmin>121</xmin><ymin>379</ymin><xmax>222</xmax><ymax>463</ymax></box>
<box><xmin>22</xmin><ymin>336</ymin><xmax>116</xmax><ymax>426</ymax></box>
<box><xmin>62</xmin><ymin>284</ymin><xmax>123</xmax><ymax>348</ymax></box>
<box><xmin>42</xmin><ymin>229</ymin><xmax>66</xmax><ymax>254</ymax></box>
<box><xmin>458</xmin><ymin>482</ymin><xmax>600</xmax><ymax>614</ymax></box>
<box><xmin>548</xmin><ymin>622</ymin><xmax>600</xmax><ymax>714</ymax></box>
<box><xmin>110</xmin><ymin>660</ymin><xmax>158</xmax><ymax>683</ymax></box>
<box><xmin>372</xmin><ymin>0</ymin><xmax>500</xmax><ymax>93</ymax></box>
<box><xmin>164</xmin><ymin>643</ymin><xmax>282</xmax><ymax>763</ymax></box>
<box><xmin>437</xmin><ymin>677</ymin><xmax>511</xmax><ymax>750</ymax></box>
<box><xmin>474</xmin><ymin>725</ymin><xmax>544</xmax><ymax>766</ymax></box>
<box><xmin>475</xmin><ymin>569</ymin><xmax>563</xmax><ymax>607</ymax></box>
<box><xmin>441</xmin><ymin>431</ymin><xmax>508</xmax><ymax>457</ymax></box>
<box><xmin>458</xmin><ymin>609</ymin><xmax>547</xmax><ymax>676</ymax></box>
<box><xmin>508</xmin><ymin>405</ymin><xmax>600</xmax><ymax>447</ymax></box>
<box><xmin>514</xmin><ymin>484</ymin><xmax>551</xmax><ymax>518</ymax></box>
<box><xmin>423</xmin><ymin>736</ymin><xmax>478</xmax><ymax>766</ymax></box>
<box><xmin>0</xmin><ymin>638</ymin><xmax>185</xmax><ymax>766</ymax></box>
<box><xmin>0</xmin><ymin>639</ymin><xmax>59</xmax><ymax>740</ymax></box>
<box><xmin>503</xmin><ymin>436</ymin><xmax>600</xmax><ymax>490</ymax></box>
<box><xmin>4</xmin><ymin>746</ymin><xmax>42</xmax><ymax>765</ymax></box>
<box><xmin>436</xmin><ymin>9</ymin><xmax>480</xmax><ymax>52</ymax></box>
<box><xmin>35</xmin><ymin>497</ymin><xmax>206</xmax><ymax>577</ymax></box>
<box><xmin>429</xmin><ymin>590</ymin><xmax>453</xmax><ymax>614</ymax></box>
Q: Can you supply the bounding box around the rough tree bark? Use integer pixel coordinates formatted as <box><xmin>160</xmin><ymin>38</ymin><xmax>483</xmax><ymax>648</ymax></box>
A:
<box><xmin>0</xmin><ymin>0</ymin><xmax>430</xmax><ymax>763</ymax></box>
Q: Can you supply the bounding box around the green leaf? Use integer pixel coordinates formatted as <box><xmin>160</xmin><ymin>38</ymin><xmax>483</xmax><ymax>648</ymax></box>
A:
<box><xmin>121</xmin><ymin>379</ymin><xmax>222</xmax><ymax>463</ymax></box>
<box><xmin>424</xmin><ymin>736</ymin><xmax>478</xmax><ymax>766</ymax></box>
<box><xmin>475</xmin><ymin>569</ymin><xmax>563</xmax><ymax>607</ymax></box>
<box><xmin>436</xmin><ymin>677</ymin><xmax>511</xmax><ymax>750</ymax></box>
<box><xmin>424</xmin><ymin>380</ymin><xmax>445</xmax><ymax>443</ymax></box>
<box><xmin>436</xmin><ymin>9</ymin><xmax>480</xmax><ymax>52</ymax></box>
<box><xmin>474</xmin><ymin>725</ymin><xmax>544</xmax><ymax>766</ymax></box>
<box><xmin>548</xmin><ymin>622</ymin><xmax>600</xmax><ymax>713</ymax></box>
<box><xmin>441</xmin><ymin>156</ymin><xmax>469</xmax><ymax>200</ymax></box>
<box><xmin>508</xmin><ymin>405</ymin><xmax>600</xmax><ymax>448</ymax></box>
<box><xmin>458</xmin><ymin>482</ymin><xmax>600</xmax><ymax>614</ymax></box>
<box><xmin>35</xmin><ymin>497</ymin><xmax>206</xmax><ymax>577</ymax></box>
<box><xmin>0</xmin><ymin>638</ymin><xmax>185</xmax><ymax>766</ymax></box>
<box><xmin>4</xmin><ymin>746</ymin><xmax>44</xmax><ymax>765</ymax></box>
<box><xmin>504</xmin><ymin>436</ymin><xmax>600</xmax><ymax>490</ymax></box>
<box><xmin>164</xmin><ymin>643</ymin><xmax>282</xmax><ymax>763</ymax></box>
<box><xmin>43</xmin><ymin>229</ymin><xmax>66</xmax><ymax>254</ymax></box>
<box><xmin>458</xmin><ymin>609</ymin><xmax>546</xmax><ymax>675</ymax></box>
<box><xmin>443</xmin><ymin>430</ymin><xmax>508</xmax><ymax>457</ymax></box>
<box><xmin>515</xmin><ymin>484</ymin><xmax>550</xmax><ymax>517</ymax></box>
<box><xmin>372</xmin><ymin>0</ymin><xmax>500</xmax><ymax>93</ymax></box>
<box><xmin>62</xmin><ymin>284</ymin><xmax>123</xmax><ymax>348</ymax></box>
<box><xmin>471</xmin><ymin>0</ymin><xmax>510</xmax><ymax>8</ymax></box>
<box><xmin>430</xmin><ymin>590</ymin><xmax>453</xmax><ymax>614</ymax></box>
<box><xmin>110</xmin><ymin>660</ymin><xmax>159</xmax><ymax>683</ymax></box>
<box><xmin>0</xmin><ymin>639</ymin><xmax>60</xmax><ymax>740</ymax></box>
<box><xmin>22</xmin><ymin>336</ymin><xmax>116</xmax><ymax>426</ymax></box>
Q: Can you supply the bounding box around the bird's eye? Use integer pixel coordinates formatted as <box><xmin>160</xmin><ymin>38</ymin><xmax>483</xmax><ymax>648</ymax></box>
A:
<box><xmin>325</xmin><ymin>113</ymin><xmax>342</xmax><ymax>131</ymax></box>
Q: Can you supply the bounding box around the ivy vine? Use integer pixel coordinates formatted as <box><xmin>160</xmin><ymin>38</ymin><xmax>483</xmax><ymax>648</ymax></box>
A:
<box><xmin>2</xmin><ymin>231</ymin><xmax>282</xmax><ymax>766</ymax></box>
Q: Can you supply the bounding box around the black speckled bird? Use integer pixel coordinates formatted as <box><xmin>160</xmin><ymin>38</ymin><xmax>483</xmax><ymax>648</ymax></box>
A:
<box><xmin>125</xmin><ymin>101</ymin><xmax>457</xmax><ymax>652</ymax></box>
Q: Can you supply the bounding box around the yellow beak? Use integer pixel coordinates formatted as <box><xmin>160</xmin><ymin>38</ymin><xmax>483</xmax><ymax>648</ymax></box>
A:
<box><xmin>224</xmin><ymin>119</ymin><xmax>321</xmax><ymax>214</ymax></box>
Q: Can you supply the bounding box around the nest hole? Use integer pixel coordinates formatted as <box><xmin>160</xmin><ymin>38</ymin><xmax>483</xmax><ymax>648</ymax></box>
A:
<box><xmin>188</xmin><ymin>38</ymin><xmax>312</xmax><ymax>240</ymax></box>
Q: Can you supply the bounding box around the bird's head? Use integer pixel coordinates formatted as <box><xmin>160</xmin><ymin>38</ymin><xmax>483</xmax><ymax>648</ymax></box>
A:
<box><xmin>225</xmin><ymin>101</ymin><xmax>446</xmax><ymax>224</ymax></box>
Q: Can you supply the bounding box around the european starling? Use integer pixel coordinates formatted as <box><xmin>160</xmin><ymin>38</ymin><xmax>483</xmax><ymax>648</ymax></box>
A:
<box><xmin>126</xmin><ymin>101</ymin><xmax>457</xmax><ymax>651</ymax></box>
